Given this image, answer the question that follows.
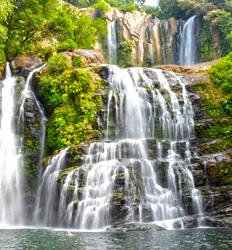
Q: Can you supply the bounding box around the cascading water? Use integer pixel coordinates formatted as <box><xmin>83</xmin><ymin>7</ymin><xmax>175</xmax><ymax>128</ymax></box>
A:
<box><xmin>179</xmin><ymin>15</ymin><xmax>198</xmax><ymax>65</ymax></box>
<box><xmin>18</xmin><ymin>64</ymin><xmax>47</xmax><ymax>163</ymax></box>
<box><xmin>107</xmin><ymin>20</ymin><xmax>118</xmax><ymax>65</ymax></box>
<box><xmin>36</xmin><ymin>65</ymin><xmax>204</xmax><ymax>229</ymax></box>
<box><xmin>148</xmin><ymin>44</ymin><xmax>155</xmax><ymax>66</ymax></box>
<box><xmin>34</xmin><ymin>148</ymin><xmax>69</xmax><ymax>226</ymax></box>
<box><xmin>0</xmin><ymin>63</ymin><xmax>24</xmax><ymax>226</ymax></box>
<box><xmin>0</xmin><ymin>63</ymin><xmax>46</xmax><ymax>227</ymax></box>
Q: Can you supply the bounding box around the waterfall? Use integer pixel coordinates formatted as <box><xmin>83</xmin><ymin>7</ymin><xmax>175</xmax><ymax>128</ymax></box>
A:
<box><xmin>0</xmin><ymin>63</ymin><xmax>24</xmax><ymax>226</ymax></box>
<box><xmin>0</xmin><ymin>63</ymin><xmax>47</xmax><ymax>227</ymax></box>
<box><xmin>179</xmin><ymin>15</ymin><xmax>198</xmax><ymax>65</ymax></box>
<box><xmin>107</xmin><ymin>20</ymin><xmax>118</xmax><ymax>65</ymax></box>
<box><xmin>18</xmin><ymin>64</ymin><xmax>47</xmax><ymax>163</ymax></box>
<box><xmin>148</xmin><ymin>44</ymin><xmax>155</xmax><ymax>66</ymax></box>
<box><xmin>37</xmin><ymin>65</ymin><xmax>204</xmax><ymax>229</ymax></box>
<box><xmin>33</xmin><ymin>148</ymin><xmax>69</xmax><ymax>226</ymax></box>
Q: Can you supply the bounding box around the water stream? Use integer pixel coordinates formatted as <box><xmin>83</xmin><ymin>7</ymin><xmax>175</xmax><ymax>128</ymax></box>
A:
<box><xmin>179</xmin><ymin>15</ymin><xmax>198</xmax><ymax>65</ymax></box>
<box><xmin>107</xmin><ymin>20</ymin><xmax>118</xmax><ymax>65</ymax></box>
<box><xmin>0</xmin><ymin>63</ymin><xmax>24</xmax><ymax>226</ymax></box>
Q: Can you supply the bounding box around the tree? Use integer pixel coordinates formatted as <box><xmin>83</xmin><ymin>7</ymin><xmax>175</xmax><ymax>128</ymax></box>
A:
<box><xmin>158</xmin><ymin>0</ymin><xmax>185</xmax><ymax>19</ymax></box>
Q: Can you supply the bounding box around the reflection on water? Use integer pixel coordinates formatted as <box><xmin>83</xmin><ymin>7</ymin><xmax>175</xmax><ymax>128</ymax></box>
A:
<box><xmin>0</xmin><ymin>228</ymin><xmax>232</xmax><ymax>250</ymax></box>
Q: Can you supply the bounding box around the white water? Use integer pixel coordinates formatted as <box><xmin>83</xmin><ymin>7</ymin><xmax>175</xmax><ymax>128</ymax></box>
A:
<box><xmin>0</xmin><ymin>63</ymin><xmax>24</xmax><ymax>225</ymax></box>
<box><xmin>107</xmin><ymin>20</ymin><xmax>118</xmax><ymax>65</ymax></box>
<box><xmin>179</xmin><ymin>15</ymin><xmax>197</xmax><ymax>65</ymax></box>
<box><xmin>18</xmin><ymin>64</ymin><xmax>46</xmax><ymax>162</ymax></box>
<box><xmin>34</xmin><ymin>148</ymin><xmax>69</xmax><ymax>226</ymax></box>
<box><xmin>148</xmin><ymin>43</ymin><xmax>155</xmax><ymax>66</ymax></box>
<box><xmin>37</xmin><ymin>65</ymin><xmax>204</xmax><ymax>229</ymax></box>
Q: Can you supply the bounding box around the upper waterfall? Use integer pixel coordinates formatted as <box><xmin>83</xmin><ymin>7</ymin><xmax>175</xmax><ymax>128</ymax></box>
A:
<box><xmin>179</xmin><ymin>15</ymin><xmax>198</xmax><ymax>65</ymax></box>
<box><xmin>107</xmin><ymin>20</ymin><xmax>118</xmax><ymax>65</ymax></box>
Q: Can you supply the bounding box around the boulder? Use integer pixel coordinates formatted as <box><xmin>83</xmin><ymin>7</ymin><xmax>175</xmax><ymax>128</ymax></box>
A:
<box><xmin>72</xmin><ymin>49</ymin><xmax>106</xmax><ymax>65</ymax></box>
<box><xmin>11</xmin><ymin>54</ymin><xmax>43</xmax><ymax>76</ymax></box>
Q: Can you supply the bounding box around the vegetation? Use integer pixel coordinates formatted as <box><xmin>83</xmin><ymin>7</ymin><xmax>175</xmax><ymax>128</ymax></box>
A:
<box><xmin>194</xmin><ymin>52</ymin><xmax>232</xmax><ymax>152</ymax></box>
<box><xmin>152</xmin><ymin>0</ymin><xmax>232</xmax><ymax>56</ymax></box>
<box><xmin>0</xmin><ymin>0</ymin><xmax>107</xmax><ymax>65</ymax></box>
<box><xmin>37</xmin><ymin>54</ymin><xmax>104</xmax><ymax>154</ymax></box>
<box><xmin>118</xmin><ymin>41</ymin><xmax>133</xmax><ymax>68</ymax></box>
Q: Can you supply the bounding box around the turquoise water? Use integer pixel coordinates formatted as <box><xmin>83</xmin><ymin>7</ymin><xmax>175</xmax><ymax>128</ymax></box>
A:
<box><xmin>0</xmin><ymin>228</ymin><xmax>232</xmax><ymax>249</ymax></box>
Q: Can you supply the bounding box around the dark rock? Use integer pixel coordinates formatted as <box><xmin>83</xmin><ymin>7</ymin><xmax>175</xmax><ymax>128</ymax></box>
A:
<box><xmin>106</xmin><ymin>223</ymin><xmax>165</xmax><ymax>232</ymax></box>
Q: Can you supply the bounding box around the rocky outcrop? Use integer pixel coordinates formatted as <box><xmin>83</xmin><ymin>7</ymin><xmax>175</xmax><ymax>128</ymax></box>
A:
<box><xmin>104</xmin><ymin>8</ymin><xmax>224</xmax><ymax>67</ymax></box>
<box><xmin>11</xmin><ymin>54</ymin><xmax>43</xmax><ymax>76</ymax></box>
<box><xmin>106</xmin><ymin>8</ymin><xmax>180</xmax><ymax>66</ymax></box>
<box><xmin>61</xmin><ymin>49</ymin><xmax>106</xmax><ymax>65</ymax></box>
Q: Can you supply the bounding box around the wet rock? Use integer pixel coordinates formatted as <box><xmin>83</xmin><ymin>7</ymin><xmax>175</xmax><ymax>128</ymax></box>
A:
<box><xmin>106</xmin><ymin>223</ymin><xmax>165</xmax><ymax>232</ymax></box>
<box><xmin>11</xmin><ymin>54</ymin><xmax>43</xmax><ymax>76</ymax></box>
<box><xmin>181</xmin><ymin>216</ymin><xmax>198</xmax><ymax>228</ymax></box>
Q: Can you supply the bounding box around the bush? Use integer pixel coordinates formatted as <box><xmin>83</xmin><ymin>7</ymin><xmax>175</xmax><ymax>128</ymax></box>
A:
<box><xmin>118</xmin><ymin>41</ymin><xmax>133</xmax><ymax>67</ymax></box>
<box><xmin>208</xmin><ymin>52</ymin><xmax>232</xmax><ymax>94</ymax></box>
<box><xmin>119</xmin><ymin>4</ymin><xmax>137</xmax><ymax>13</ymax></box>
<box><xmin>48</xmin><ymin>54</ymin><xmax>69</xmax><ymax>74</ymax></box>
<box><xmin>38</xmin><ymin>53</ymin><xmax>103</xmax><ymax>154</ymax></box>
<box><xmin>92</xmin><ymin>0</ymin><xmax>109</xmax><ymax>17</ymax></box>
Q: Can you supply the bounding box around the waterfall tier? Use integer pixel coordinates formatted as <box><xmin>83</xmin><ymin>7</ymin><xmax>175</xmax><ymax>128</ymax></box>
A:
<box><xmin>35</xmin><ymin>66</ymin><xmax>204</xmax><ymax>229</ymax></box>
<box><xmin>179</xmin><ymin>15</ymin><xmax>198</xmax><ymax>65</ymax></box>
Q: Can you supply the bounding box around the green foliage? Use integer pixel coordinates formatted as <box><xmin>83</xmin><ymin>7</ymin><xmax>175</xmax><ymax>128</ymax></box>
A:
<box><xmin>38</xmin><ymin>54</ymin><xmax>103</xmax><ymax>154</ymax></box>
<box><xmin>195</xmin><ymin>52</ymin><xmax>232</xmax><ymax>152</ymax></box>
<box><xmin>119</xmin><ymin>4</ymin><xmax>137</xmax><ymax>13</ymax></box>
<box><xmin>0</xmin><ymin>0</ymin><xmax>107</xmax><ymax>65</ymax></box>
<box><xmin>118</xmin><ymin>41</ymin><xmax>133</xmax><ymax>68</ymax></box>
<box><xmin>143</xmin><ymin>5</ymin><xmax>160</xmax><ymax>18</ymax></box>
<box><xmin>48</xmin><ymin>54</ymin><xmax>69</xmax><ymax>73</ymax></box>
<box><xmin>200</xmin><ymin>19</ymin><xmax>213</xmax><ymax>61</ymax></box>
<box><xmin>72</xmin><ymin>55</ymin><xmax>83</xmax><ymax>68</ymax></box>
<box><xmin>212</xmin><ymin>10</ymin><xmax>232</xmax><ymax>56</ymax></box>
<box><xmin>24</xmin><ymin>164</ymin><xmax>39</xmax><ymax>190</ymax></box>
<box><xmin>208</xmin><ymin>52</ymin><xmax>232</xmax><ymax>94</ymax></box>
<box><xmin>157</xmin><ymin>0</ymin><xmax>186</xmax><ymax>19</ymax></box>
<box><xmin>92</xmin><ymin>0</ymin><xmax>109</xmax><ymax>17</ymax></box>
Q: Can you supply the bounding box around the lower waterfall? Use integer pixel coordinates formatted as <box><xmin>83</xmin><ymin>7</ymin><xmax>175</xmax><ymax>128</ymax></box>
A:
<box><xmin>0</xmin><ymin>63</ymin><xmax>24</xmax><ymax>225</ymax></box>
<box><xmin>35</xmin><ymin>65</ymin><xmax>204</xmax><ymax>230</ymax></box>
<box><xmin>0</xmin><ymin>63</ymin><xmax>46</xmax><ymax>227</ymax></box>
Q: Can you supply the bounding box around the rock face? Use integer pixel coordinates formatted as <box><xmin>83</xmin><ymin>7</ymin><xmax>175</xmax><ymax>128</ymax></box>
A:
<box><xmin>106</xmin><ymin>8</ymin><xmax>180</xmax><ymax>66</ymax></box>
<box><xmin>11</xmin><ymin>54</ymin><xmax>43</xmax><ymax>76</ymax></box>
<box><xmin>105</xmin><ymin>8</ymin><xmax>222</xmax><ymax>67</ymax></box>
<box><xmin>61</xmin><ymin>49</ymin><xmax>106</xmax><ymax>65</ymax></box>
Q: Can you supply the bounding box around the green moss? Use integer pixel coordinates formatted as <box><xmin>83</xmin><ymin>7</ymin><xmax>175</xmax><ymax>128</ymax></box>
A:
<box><xmin>58</xmin><ymin>166</ymin><xmax>77</xmax><ymax>183</ymax></box>
<box><xmin>118</xmin><ymin>41</ymin><xmax>134</xmax><ymax>68</ymax></box>
<box><xmin>135</xmin><ymin>194</ymin><xmax>140</xmax><ymax>202</ymax></box>
<box><xmin>110</xmin><ymin>193</ymin><xmax>126</xmax><ymax>204</ymax></box>
<box><xmin>37</xmin><ymin>54</ymin><xmax>104</xmax><ymax>155</ymax></box>
<box><xmin>34</xmin><ymin>123</ymin><xmax>40</xmax><ymax>130</ymax></box>
<box><xmin>194</xmin><ymin>76</ymin><xmax>232</xmax><ymax>152</ymax></box>
<box><xmin>24</xmin><ymin>164</ymin><xmax>38</xmax><ymax>191</ymax></box>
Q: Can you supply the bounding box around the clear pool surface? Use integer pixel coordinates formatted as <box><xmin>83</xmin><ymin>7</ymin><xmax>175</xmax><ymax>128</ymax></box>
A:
<box><xmin>0</xmin><ymin>228</ymin><xmax>232</xmax><ymax>249</ymax></box>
